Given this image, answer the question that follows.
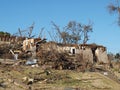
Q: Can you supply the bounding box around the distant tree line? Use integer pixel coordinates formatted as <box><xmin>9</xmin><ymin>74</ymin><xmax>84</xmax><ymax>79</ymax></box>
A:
<box><xmin>0</xmin><ymin>31</ymin><xmax>11</xmax><ymax>36</ymax></box>
<box><xmin>108</xmin><ymin>52</ymin><xmax>120</xmax><ymax>61</ymax></box>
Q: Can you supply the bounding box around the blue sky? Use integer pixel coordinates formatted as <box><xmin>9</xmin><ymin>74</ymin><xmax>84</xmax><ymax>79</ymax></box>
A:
<box><xmin>0</xmin><ymin>0</ymin><xmax>120</xmax><ymax>53</ymax></box>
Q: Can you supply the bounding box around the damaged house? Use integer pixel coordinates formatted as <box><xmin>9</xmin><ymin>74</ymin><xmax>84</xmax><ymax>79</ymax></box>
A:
<box><xmin>33</xmin><ymin>41</ymin><xmax>109</xmax><ymax>70</ymax></box>
<box><xmin>39</xmin><ymin>42</ymin><xmax>109</xmax><ymax>63</ymax></box>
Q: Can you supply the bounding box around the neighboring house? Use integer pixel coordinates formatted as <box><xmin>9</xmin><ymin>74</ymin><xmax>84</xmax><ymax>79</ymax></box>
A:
<box><xmin>22</xmin><ymin>38</ymin><xmax>42</xmax><ymax>58</ymax></box>
<box><xmin>23</xmin><ymin>38</ymin><xmax>35</xmax><ymax>52</ymax></box>
<box><xmin>22</xmin><ymin>38</ymin><xmax>46</xmax><ymax>51</ymax></box>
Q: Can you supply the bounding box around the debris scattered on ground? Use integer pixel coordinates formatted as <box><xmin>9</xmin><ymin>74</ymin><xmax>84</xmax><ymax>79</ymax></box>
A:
<box><xmin>0</xmin><ymin>36</ymin><xmax>120</xmax><ymax>90</ymax></box>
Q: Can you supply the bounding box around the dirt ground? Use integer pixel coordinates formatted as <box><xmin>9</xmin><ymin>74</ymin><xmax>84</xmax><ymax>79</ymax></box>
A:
<box><xmin>0</xmin><ymin>59</ymin><xmax>120</xmax><ymax>90</ymax></box>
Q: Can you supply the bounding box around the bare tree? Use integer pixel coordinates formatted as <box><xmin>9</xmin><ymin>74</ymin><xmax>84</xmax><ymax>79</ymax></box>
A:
<box><xmin>65</xmin><ymin>21</ymin><xmax>93</xmax><ymax>44</ymax></box>
<box><xmin>51</xmin><ymin>21</ymin><xmax>80</xmax><ymax>44</ymax></box>
<box><xmin>51</xmin><ymin>21</ymin><xmax>63</xmax><ymax>43</ymax></box>
<box><xmin>64</xmin><ymin>21</ymin><xmax>82</xmax><ymax>44</ymax></box>
<box><xmin>51</xmin><ymin>21</ymin><xmax>93</xmax><ymax>44</ymax></box>
<box><xmin>108</xmin><ymin>0</ymin><xmax>120</xmax><ymax>26</ymax></box>
<box><xmin>82</xmin><ymin>24</ymin><xmax>93</xmax><ymax>44</ymax></box>
<box><xmin>28</xmin><ymin>22</ymin><xmax>35</xmax><ymax>38</ymax></box>
<box><xmin>38</xmin><ymin>27</ymin><xmax>45</xmax><ymax>38</ymax></box>
<box><xmin>14</xmin><ymin>22</ymin><xmax>35</xmax><ymax>38</ymax></box>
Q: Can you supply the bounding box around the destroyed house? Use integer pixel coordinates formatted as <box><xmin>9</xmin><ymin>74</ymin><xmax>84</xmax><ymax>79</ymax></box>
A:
<box><xmin>40</xmin><ymin>42</ymin><xmax>109</xmax><ymax>64</ymax></box>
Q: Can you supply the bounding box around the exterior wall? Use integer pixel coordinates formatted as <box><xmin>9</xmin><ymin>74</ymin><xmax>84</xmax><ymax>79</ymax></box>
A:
<box><xmin>57</xmin><ymin>45</ymin><xmax>93</xmax><ymax>64</ymax></box>
<box><xmin>40</xmin><ymin>43</ymin><xmax>78</xmax><ymax>54</ymax></box>
<box><xmin>57</xmin><ymin>46</ymin><xmax>64</xmax><ymax>53</ymax></box>
<box><xmin>80</xmin><ymin>48</ymin><xmax>93</xmax><ymax>64</ymax></box>
<box><xmin>46</xmin><ymin>42</ymin><xmax>57</xmax><ymax>51</ymax></box>
<box><xmin>57</xmin><ymin>46</ymin><xmax>78</xmax><ymax>54</ymax></box>
<box><xmin>95</xmin><ymin>47</ymin><xmax>109</xmax><ymax>64</ymax></box>
<box><xmin>70</xmin><ymin>47</ymin><xmax>76</xmax><ymax>54</ymax></box>
<box><xmin>40</xmin><ymin>42</ymin><xmax>58</xmax><ymax>51</ymax></box>
<box><xmin>23</xmin><ymin>38</ymin><xmax>35</xmax><ymax>51</ymax></box>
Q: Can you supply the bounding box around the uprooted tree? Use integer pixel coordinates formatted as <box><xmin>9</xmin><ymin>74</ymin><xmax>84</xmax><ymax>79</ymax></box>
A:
<box><xmin>51</xmin><ymin>21</ymin><xmax>93</xmax><ymax>44</ymax></box>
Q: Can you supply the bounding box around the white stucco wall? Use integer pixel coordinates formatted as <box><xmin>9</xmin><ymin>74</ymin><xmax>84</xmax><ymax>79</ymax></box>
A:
<box><xmin>95</xmin><ymin>48</ymin><xmax>109</xmax><ymax>64</ymax></box>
